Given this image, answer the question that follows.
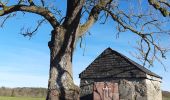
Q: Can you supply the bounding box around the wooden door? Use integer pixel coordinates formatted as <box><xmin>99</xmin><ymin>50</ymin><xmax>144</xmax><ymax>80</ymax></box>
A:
<box><xmin>93</xmin><ymin>82</ymin><xmax>119</xmax><ymax>100</ymax></box>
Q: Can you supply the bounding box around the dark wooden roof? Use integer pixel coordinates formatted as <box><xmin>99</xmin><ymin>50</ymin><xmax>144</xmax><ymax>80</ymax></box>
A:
<box><xmin>79</xmin><ymin>47</ymin><xmax>162</xmax><ymax>79</ymax></box>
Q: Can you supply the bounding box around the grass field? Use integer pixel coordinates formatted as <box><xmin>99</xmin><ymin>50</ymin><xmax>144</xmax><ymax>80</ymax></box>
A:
<box><xmin>0</xmin><ymin>96</ymin><xmax>169</xmax><ymax>100</ymax></box>
<box><xmin>0</xmin><ymin>96</ymin><xmax>45</xmax><ymax>100</ymax></box>
<box><xmin>163</xmin><ymin>97</ymin><xmax>170</xmax><ymax>100</ymax></box>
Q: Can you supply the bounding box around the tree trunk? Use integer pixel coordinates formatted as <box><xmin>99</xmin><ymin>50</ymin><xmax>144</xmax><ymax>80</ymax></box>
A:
<box><xmin>46</xmin><ymin>27</ymin><xmax>79</xmax><ymax>100</ymax></box>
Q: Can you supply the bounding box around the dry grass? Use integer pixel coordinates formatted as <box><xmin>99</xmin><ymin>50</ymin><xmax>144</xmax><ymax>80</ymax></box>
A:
<box><xmin>0</xmin><ymin>96</ymin><xmax>45</xmax><ymax>100</ymax></box>
<box><xmin>163</xmin><ymin>97</ymin><xmax>170</xmax><ymax>100</ymax></box>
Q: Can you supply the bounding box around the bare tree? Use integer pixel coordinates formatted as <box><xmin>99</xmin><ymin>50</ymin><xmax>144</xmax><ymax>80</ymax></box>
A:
<box><xmin>0</xmin><ymin>0</ymin><xmax>170</xmax><ymax>100</ymax></box>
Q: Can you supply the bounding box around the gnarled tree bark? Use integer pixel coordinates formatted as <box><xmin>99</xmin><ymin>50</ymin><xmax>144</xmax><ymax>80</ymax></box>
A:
<box><xmin>47</xmin><ymin>27</ymin><xmax>79</xmax><ymax>100</ymax></box>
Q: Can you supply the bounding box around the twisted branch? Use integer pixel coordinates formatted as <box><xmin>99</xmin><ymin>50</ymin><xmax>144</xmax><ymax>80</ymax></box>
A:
<box><xmin>0</xmin><ymin>3</ymin><xmax>59</xmax><ymax>28</ymax></box>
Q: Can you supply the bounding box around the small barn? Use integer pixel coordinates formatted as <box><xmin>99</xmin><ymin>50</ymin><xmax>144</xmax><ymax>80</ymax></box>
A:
<box><xmin>79</xmin><ymin>48</ymin><xmax>162</xmax><ymax>100</ymax></box>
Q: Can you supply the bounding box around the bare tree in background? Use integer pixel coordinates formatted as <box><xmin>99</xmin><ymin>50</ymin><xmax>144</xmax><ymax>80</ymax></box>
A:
<box><xmin>0</xmin><ymin>0</ymin><xmax>170</xmax><ymax>100</ymax></box>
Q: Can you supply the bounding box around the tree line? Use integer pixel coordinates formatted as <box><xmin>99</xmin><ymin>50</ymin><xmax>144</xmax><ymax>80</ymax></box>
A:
<box><xmin>162</xmin><ymin>91</ymin><xmax>170</xmax><ymax>98</ymax></box>
<box><xmin>0</xmin><ymin>87</ymin><xmax>47</xmax><ymax>98</ymax></box>
<box><xmin>0</xmin><ymin>86</ymin><xmax>170</xmax><ymax>99</ymax></box>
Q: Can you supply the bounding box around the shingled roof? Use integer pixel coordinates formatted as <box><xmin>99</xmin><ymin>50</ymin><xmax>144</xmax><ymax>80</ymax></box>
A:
<box><xmin>79</xmin><ymin>47</ymin><xmax>162</xmax><ymax>79</ymax></box>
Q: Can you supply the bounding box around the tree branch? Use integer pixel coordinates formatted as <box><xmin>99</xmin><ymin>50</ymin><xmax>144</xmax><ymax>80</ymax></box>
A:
<box><xmin>40</xmin><ymin>0</ymin><xmax>45</xmax><ymax>7</ymax></box>
<box><xmin>63</xmin><ymin>0</ymin><xmax>85</xmax><ymax>27</ymax></box>
<box><xmin>21</xmin><ymin>19</ymin><xmax>46</xmax><ymax>38</ymax></box>
<box><xmin>0</xmin><ymin>13</ymin><xmax>16</xmax><ymax>27</ymax></box>
<box><xmin>28</xmin><ymin>0</ymin><xmax>35</xmax><ymax>6</ymax></box>
<box><xmin>79</xmin><ymin>0</ymin><xmax>112</xmax><ymax>37</ymax></box>
<box><xmin>159</xmin><ymin>0</ymin><xmax>170</xmax><ymax>7</ymax></box>
<box><xmin>148</xmin><ymin>0</ymin><xmax>170</xmax><ymax>17</ymax></box>
<box><xmin>103</xmin><ymin>7</ymin><xmax>168</xmax><ymax>67</ymax></box>
<box><xmin>0</xmin><ymin>4</ymin><xmax>59</xmax><ymax>28</ymax></box>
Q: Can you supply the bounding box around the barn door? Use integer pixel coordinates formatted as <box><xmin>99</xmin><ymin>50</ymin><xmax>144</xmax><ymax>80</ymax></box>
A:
<box><xmin>93</xmin><ymin>82</ymin><xmax>119</xmax><ymax>100</ymax></box>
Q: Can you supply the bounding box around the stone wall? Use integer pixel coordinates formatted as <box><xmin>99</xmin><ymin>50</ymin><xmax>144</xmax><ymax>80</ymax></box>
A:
<box><xmin>146</xmin><ymin>75</ymin><xmax>162</xmax><ymax>100</ymax></box>
<box><xmin>119</xmin><ymin>79</ymin><xmax>147</xmax><ymax>100</ymax></box>
<box><xmin>80</xmin><ymin>79</ymin><xmax>162</xmax><ymax>100</ymax></box>
<box><xmin>80</xmin><ymin>79</ymin><xmax>94</xmax><ymax>100</ymax></box>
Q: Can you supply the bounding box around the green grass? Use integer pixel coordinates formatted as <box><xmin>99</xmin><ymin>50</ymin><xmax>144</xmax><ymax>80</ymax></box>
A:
<box><xmin>0</xmin><ymin>96</ymin><xmax>45</xmax><ymax>100</ymax></box>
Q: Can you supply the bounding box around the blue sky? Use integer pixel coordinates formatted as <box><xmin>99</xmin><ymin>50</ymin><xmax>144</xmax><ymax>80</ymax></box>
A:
<box><xmin>0</xmin><ymin>2</ymin><xmax>170</xmax><ymax>91</ymax></box>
